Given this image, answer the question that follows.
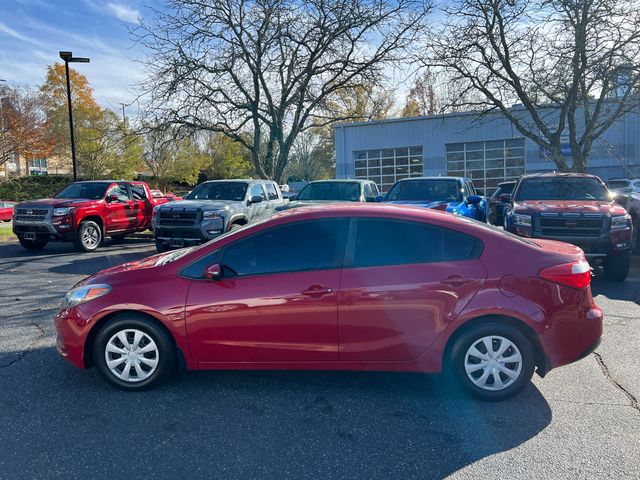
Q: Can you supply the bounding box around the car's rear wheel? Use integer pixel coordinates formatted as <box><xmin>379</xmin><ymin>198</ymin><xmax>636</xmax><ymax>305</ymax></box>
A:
<box><xmin>94</xmin><ymin>314</ymin><xmax>176</xmax><ymax>391</ymax></box>
<box><xmin>18</xmin><ymin>237</ymin><xmax>48</xmax><ymax>250</ymax></box>
<box><xmin>604</xmin><ymin>251</ymin><xmax>630</xmax><ymax>282</ymax></box>
<box><xmin>450</xmin><ymin>322</ymin><xmax>535</xmax><ymax>401</ymax></box>
<box><xmin>74</xmin><ymin>221</ymin><xmax>102</xmax><ymax>252</ymax></box>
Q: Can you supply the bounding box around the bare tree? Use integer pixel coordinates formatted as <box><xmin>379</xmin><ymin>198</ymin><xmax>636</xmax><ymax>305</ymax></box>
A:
<box><xmin>428</xmin><ymin>0</ymin><xmax>640</xmax><ymax>172</ymax></box>
<box><xmin>137</xmin><ymin>0</ymin><xmax>431</xmax><ymax>182</ymax></box>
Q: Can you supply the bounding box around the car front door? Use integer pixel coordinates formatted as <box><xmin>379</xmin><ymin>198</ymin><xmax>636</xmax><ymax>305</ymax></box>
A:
<box><xmin>246</xmin><ymin>183</ymin><xmax>268</xmax><ymax>222</ymax></box>
<box><xmin>105</xmin><ymin>183</ymin><xmax>134</xmax><ymax>233</ymax></box>
<box><xmin>338</xmin><ymin>217</ymin><xmax>487</xmax><ymax>362</ymax></box>
<box><xmin>185</xmin><ymin>218</ymin><xmax>349</xmax><ymax>365</ymax></box>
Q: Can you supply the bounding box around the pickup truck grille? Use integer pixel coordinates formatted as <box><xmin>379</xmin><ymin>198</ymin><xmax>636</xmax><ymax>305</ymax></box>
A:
<box><xmin>15</xmin><ymin>208</ymin><xmax>50</xmax><ymax>222</ymax></box>
<box><xmin>157</xmin><ymin>210</ymin><xmax>200</xmax><ymax>226</ymax></box>
<box><xmin>538</xmin><ymin>215</ymin><xmax>604</xmax><ymax>237</ymax></box>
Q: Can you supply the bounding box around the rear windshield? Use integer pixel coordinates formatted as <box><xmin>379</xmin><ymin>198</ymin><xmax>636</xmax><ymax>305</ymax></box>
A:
<box><xmin>452</xmin><ymin>215</ymin><xmax>541</xmax><ymax>247</ymax></box>
<box><xmin>386</xmin><ymin>179</ymin><xmax>462</xmax><ymax>202</ymax></box>
<box><xmin>187</xmin><ymin>182</ymin><xmax>248</xmax><ymax>201</ymax></box>
<box><xmin>515</xmin><ymin>177</ymin><xmax>609</xmax><ymax>201</ymax></box>
<box><xmin>56</xmin><ymin>182</ymin><xmax>110</xmax><ymax>200</ymax></box>
<box><xmin>297</xmin><ymin>182</ymin><xmax>360</xmax><ymax>201</ymax></box>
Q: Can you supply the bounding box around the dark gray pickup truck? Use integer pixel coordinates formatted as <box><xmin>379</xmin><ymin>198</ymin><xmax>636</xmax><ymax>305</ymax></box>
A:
<box><xmin>152</xmin><ymin>179</ymin><xmax>284</xmax><ymax>252</ymax></box>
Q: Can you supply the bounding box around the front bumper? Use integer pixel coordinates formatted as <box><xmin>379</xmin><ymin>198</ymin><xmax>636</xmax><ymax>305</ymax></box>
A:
<box><xmin>54</xmin><ymin>305</ymin><xmax>93</xmax><ymax>369</ymax></box>
<box><xmin>153</xmin><ymin>217</ymin><xmax>226</xmax><ymax>248</ymax></box>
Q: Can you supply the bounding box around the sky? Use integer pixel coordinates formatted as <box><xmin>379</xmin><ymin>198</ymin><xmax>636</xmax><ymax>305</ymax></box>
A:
<box><xmin>0</xmin><ymin>0</ymin><xmax>147</xmax><ymax>113</ymax></box>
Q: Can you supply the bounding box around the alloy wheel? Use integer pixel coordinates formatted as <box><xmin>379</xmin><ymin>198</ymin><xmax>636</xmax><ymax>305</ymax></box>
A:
<box><xmin>82</xmin><ymin>225</ymin><xmax>100</xmax><ymax>248</ymax></box>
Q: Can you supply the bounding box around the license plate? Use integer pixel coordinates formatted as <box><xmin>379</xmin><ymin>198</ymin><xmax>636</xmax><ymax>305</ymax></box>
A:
<box><xmin>170</xmin><ymin>239</ymin><xmax>184</xmax><ymax>248</ymax></box>
<box><xmin>24</xmin><ymin>232</ymin><xmax>36</xmax><ymax>240</ymax></box>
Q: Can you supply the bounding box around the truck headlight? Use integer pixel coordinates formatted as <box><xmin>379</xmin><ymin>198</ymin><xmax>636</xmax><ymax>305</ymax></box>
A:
<box><xmin>611</xmin><ymin>214</ymin><xmax>631</xmax><ymax>229</ymax></box>
<box><xmin>203</xmin><ymin>211</ymin><xmax>223</xmax><ymax>219</ymax></box>
<box><xmin>153</xmin><ymin>205</ymin><xmax>161</xmax><ymax>213</ymax></box>
<box><xmin>511</xmin><ymin>213</ymin><xmax>532</xmax><ymax>227</ymax></box>
<box><xmin>62</xmin><ymin>284</ymin><xmax>111</xmax><ymax>308</ymax></box>
<box><xmin>53</xmin><ymin>207</ymin><xmax>73</xmax><ymax>216</ymax></box>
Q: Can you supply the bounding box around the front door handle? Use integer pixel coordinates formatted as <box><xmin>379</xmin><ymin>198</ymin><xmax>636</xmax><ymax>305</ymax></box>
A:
<box><xmin>440</xmin><ymin>276</ymin><xmax>474</xmax><ymax>287</ymax></box>
<box><xmin>301</xmin><ymin>285</ymin><xmax>333</xmax><ymax>297</ymax></box>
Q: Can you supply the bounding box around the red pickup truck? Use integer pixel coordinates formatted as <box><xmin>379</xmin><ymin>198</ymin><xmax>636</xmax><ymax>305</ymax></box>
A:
<box><xmin>12</xmin><ymin>180</ymin><xmax>158</xmax><ymax>252</ymax></box>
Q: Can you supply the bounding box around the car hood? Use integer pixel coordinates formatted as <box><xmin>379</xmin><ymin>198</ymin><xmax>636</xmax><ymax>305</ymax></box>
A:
<box><xmin>17</xmin><ymin>198</ymin><xmax>102</xmax><ymax>209</ymax></box>
<box><xmin>157</xmin><ymin>199</ymin><xmax>239</xmax><ymax>211</ymax></box>
<box><xmin>513</xmin><ymin>200</ymin><xmax>626</xmax><ymax>216</ymax></box>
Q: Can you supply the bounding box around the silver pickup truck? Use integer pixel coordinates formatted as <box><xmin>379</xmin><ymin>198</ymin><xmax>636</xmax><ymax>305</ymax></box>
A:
<box><xmin>152</xmin><ymin>179</ymin><xmax>284</xmax><ymax>252</ymax></box>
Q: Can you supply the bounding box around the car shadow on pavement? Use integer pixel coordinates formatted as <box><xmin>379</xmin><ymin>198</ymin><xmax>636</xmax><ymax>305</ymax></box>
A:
<box><xmin>591</xmin><ymin>276</ymin><xmax>640</xmax><ymax>305</ymax></box>
<box><xmin>0</xmin><ymin>345</ymin><xmax>552</xmax><ymax>479</ymax></box>
<box><xmin>47</xmin><ymin>249</ymin><xmax>155</xmax><ymax>275</ymax></box>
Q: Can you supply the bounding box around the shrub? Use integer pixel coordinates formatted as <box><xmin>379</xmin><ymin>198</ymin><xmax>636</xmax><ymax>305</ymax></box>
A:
<box><xmin>0</xmin><ymin>176</ymin><xmax>74</xmax><ymax>202</ymax></box>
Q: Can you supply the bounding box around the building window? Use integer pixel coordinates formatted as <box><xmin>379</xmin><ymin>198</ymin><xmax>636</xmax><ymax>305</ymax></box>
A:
<box><xmin>445</xmin><ymin>139</ymin><xmax>525</xmax><ymax>194</ymax></box>
<box><xmin>28</xmin><ymin>159</ymin><xmax>48</xmax><ymax>176</ymax></box>
<box><xmin>353</xmin><ymin>146</ymin><xmax>423</xmax><ymax>192</ymax></box>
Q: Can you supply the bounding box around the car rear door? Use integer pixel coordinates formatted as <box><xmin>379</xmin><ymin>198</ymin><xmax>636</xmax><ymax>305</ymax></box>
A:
<box><xmin>185</xmin><ymin>218</ymin><xmax>349</xmax><ymax>364</ymax></box>
<box><xmin>130</xmin><ymin>183</ymin><xmax>152</xmax><ymax>229</ymax></box>
<box><xmin>338</xmin><ymin>217</ymin><xmax>487</xmax><ymax>362</ymax></box>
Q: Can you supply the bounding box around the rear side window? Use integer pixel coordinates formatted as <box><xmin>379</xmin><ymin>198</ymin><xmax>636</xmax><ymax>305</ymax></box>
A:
<box><xmin>352</xmin><ymin>218</ymin><xmax>482</xmax><ymax>268</ymax></box>
<box><xmin>249</xmin><ymin>184</ymin><xmax>266</xmax><ymax>200</ymax></box>
<box><xmin>131</xmin><ymin>184</ymin><xmax>148</xmax><ymax>200</ymax></box>
<box><xmin>222</xmin><ymin>219</ymin><xmax>349</xmax><ymax>276</ymax></box>
<box><xmin>265</xmin><ymin>183</ymin><xmax>279</xmax><ymax>200</ymax></box>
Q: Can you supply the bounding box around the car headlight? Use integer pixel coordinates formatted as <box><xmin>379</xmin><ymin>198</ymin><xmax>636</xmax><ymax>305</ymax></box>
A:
<box><xmin>53</xmin><ymin>207</ymin><xmax>73</xmax><ymax>216</ymax></box>
<box><xmin>62</xmin><ymin>284</ymin><xmax>111</xmax><ymax>308</ymax></box>
<box><xmin>611</xmin><ymin>214</ymin><xmax>631</xmax><ymax>229</ymax></box>
<box><xmin>511</xmin><ymin>213</ymin><xmax>532</xmax><ymax>227</ymax></box>
<box><xmin>203</xmin><ymin>211</ymin><xmax>223</xmax><ymax>219</ymax></box>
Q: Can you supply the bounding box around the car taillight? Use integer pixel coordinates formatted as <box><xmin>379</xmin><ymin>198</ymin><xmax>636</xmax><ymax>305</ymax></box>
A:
<box><xmin>538</xmin><ymin>261</ymin><xmax>591</xmax><ymax>289</ymax></box>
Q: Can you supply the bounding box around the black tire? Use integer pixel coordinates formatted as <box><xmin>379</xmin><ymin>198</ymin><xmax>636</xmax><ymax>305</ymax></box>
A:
<box><xmin>228</xmin><ymin>223</ymin><xmax>243</xmax><ymax>232</ymax></box>
<box><xmin>155</xmin><ymin>239</ymin><xmax>170</xmax><ymax>253</ymax></box>
<box><xmin>73</xmin><ymin>221</ymin><xmax>102</xmax><ymax>252</ymax></box>
<box><xmin>2</xmin><ymin>219</ymin><xmax>10</xmax><ymax>223</ymax></box>
<box><xmin>450</xmin><ymin>321</ymin><xmax>536</xmax><ymax>401</ymax></box>
<box><xmin>18</xmin><ymin>237</ymin><xmax>48</xmax><ymax>250</ymax></box>
<box><xmin>93</xmin><ymin>313</ymin><xmax>176</xmax><ymax>391</ymax></box>
<box><xmin>604</xmin><ymin>250</ymin><xmax>630</xmax><ymax>282</ymax></box>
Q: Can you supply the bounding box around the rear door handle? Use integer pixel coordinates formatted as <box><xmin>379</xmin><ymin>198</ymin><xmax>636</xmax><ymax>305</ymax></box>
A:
<box><xmin>440</xmin><ymin>276</ymin><xmax>474</xmax><ymax>287</ymax></box>
<box><xmin>301</xmin><ymin>285</ymin><xmax>333</xmax><ymax>297</ymax></box>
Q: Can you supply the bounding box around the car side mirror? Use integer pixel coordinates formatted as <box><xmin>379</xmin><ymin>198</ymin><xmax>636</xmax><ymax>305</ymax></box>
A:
<box><xmin>249</xmin><ymin>195</ymin><xmax>263</xmax><ymax>204</ymax></box>
<box><xmin>375</xmin><ymin>195</ymin><xmax>384</xmax><ymax>203</ymax></box>
<box><xmin>204</xmin><ymin>263</ymin><xmax>222</xmax><ymax>281</ymax></box>
<box><xmin>499</xmin><ymin>193</ymin><xmax>512</xmax><ymax>203</ymax></box>
<box><xmin>467</xmin><ymin>194</ymin><xmax>482</xmax><ymax>205</ymax></box>
<box><xmin>106</xmin><ymin>194</ymin><xmax>119</xmax><ymax>203</ymax></box>
<box><xmin>289</xmin><ymin>195</ymin><xmax>297</xmax><ymax>201</ymax></box>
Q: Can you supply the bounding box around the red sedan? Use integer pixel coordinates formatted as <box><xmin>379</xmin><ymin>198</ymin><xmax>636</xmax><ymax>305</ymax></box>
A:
<box><xmin>0</xmin><ymin>201</ymin><xmax>15</xmax><ymax>222</ymax></box>
<box><xmin>54</xmin><ymin>204</ymin><xmax>602</xmax><ymax>400</ymax></box>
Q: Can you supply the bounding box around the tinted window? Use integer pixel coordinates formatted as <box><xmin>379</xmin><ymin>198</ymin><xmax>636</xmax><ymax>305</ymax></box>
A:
<box><xmin>222</xmin><ymin>219</ymin><xmax>349</xmax><ymax>276</ymax></box>
<box><xmin>187</xmin><ymin>182</ymin><xmax>248</xmax><ymax>201</ymax></box>
<box><xmin>492</xmin><ymin>182</ymin><xmax>515</xmax><ymax>198</ymax></box>
<box><xmin>180</xmin><ymin>249</ymin><xmax>221</xmax><ymax>278</ymax></box>
<box><xmin>607</xmin><ymin>180</ymin><xmax>631</xmax><ymax>190</ymax></box>
<box><xmin>363</xmin><ymin>183</ymin><xmax>373</xmax><ymax>198</ymax></box>
<box><xmin>515</xmin><ymin>177</ymin><xmax>609</xmax><ymax>201</ymax></box>
<box><xmin>107</xmin><ymin>183</ymin><xmax>130</xmax><ymax>202</ymax></box>
<box><xmin>131</xmin><ymin>184</ymin><xmax>148</xmax><ymax>200</ymax></box>
<box><xmin>265</xmin><ymin>183</ymin><xmax>279</xmax><ymax>200</ymax></box>
<box><xmin>56</xmin><ymin>182</ymin><xmax>110</xmax><ymax>200</ymax></box>
<box><xmin>249</xmin><ymin>184</ymin><xmax>266</xmax><ymax>200</ymax></box>
<box><xmin>386</xmin><ymin>179</ymin><xmax>462</xmax><ymax>202</ymax></box>
<box><xmin>297</xmin><ymin>182</ymin><xmax>360</xmax><ymax>201</ymax></box>
<box><xmin>352</xmin><ymin>218</ymin><xmax>481</xmax><ymax>267</ymax></box>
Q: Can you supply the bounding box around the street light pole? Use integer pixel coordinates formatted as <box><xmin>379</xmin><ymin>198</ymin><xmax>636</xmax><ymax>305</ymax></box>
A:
<box><xmin>119</xmin><ymin>102</ymin><xmax>128</xmax><ymax>124</ymax></box>
<box><xmin>59</xmin><ymin>51</ymin><xmax>90</xmax><ymax>182</ymax></box>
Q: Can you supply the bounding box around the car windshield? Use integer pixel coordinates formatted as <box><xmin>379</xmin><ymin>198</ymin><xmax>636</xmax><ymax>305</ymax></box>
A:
<box><xmin>297</xmin><ymin>182</ymin><xmax>360</xmax><ymax>201</ymax></box>
<box><xmin>55</xmin><ymin>182</ymin><xmax>110</xmax><ymax>200</ymax></box>
<box><xmin>607</xmin><ymin>180</ymin><xmax>631</xmax><ymax>190</ymax></box>
<box><xmin>187</xmin><ymin>182</ymin><xmax>248</xmax><ymax>201</ymax></box>
<box><xmin>386</xmin><ymin>179</ymin><xmax>462</xmax><ymax>202</ymax></box>
<box><xmin>515</xmin><ymin>177</ymin><xmax>609</xmax><ymax>201</ymax></box>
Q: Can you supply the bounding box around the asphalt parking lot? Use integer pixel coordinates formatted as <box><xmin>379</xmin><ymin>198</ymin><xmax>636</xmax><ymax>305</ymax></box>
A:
<box><xmin>0</xmin><ymin>238</ymin><xmax>639</xmax><ymax>479</ymax></box>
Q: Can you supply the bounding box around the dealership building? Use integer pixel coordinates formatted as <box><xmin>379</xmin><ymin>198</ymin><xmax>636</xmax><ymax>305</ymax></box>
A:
<box><xmin>334</xmin><ymin>108</ymin><xmax>640</xmax><ymax>193</ymax></box>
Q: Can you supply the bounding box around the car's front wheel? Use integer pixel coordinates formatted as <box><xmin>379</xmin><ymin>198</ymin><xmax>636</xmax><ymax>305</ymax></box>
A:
<box><xmin>74</xmin><ymin>221</ymin><xmax>102</xmax><ymax>252</ymax></box>
<box><xmin>94</xmin><ymin>314</ymin><xmax>176</xmax><ymax>391</ymax></box>
<box><xmin>450</xmin><ymin>322</ymin><xmax>536</xmax><ymax>401</ymax></box>
<box><xmin>604</xmin><ymin>251</ymin><xmax>630</xmax><ymax>282</ymax></box>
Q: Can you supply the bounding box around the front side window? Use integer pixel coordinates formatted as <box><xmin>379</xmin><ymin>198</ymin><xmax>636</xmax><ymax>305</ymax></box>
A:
<box><xmin>56</xmin><ymin>182</ymin><xmax>111</xmax><ymax>200</ymax></box>
<box><xmin>515</xmin><ymin>177</ymin><xmax>609</xmax><ymax>201</ymax></box>
<box><xmin>187</xmin><ymin>182</ymin><xmax>248</xmax><ymax>201</ymax></box>
<box><xmin>221</xmin><ymin>219</ymin><xmax>349</xmax><ymax>276</ymax></box>
<box><xmin>386</xmin><ymin>179</ymin><xmax>462</xmax><ymax>202</ymax></box>
<box><xmin>107</xmin><ymin>184</ymin><xmax>130</xmax><ymax>202</ymax></box>
<box><xmin>352</xmin><ymin>218</ymin><xmax>481</xmax><ymax>268</ymax></box>
<box><xmin>297</xmin><ymin>182</ymin><xmax>360</xmax><ymax>201</ymax></box>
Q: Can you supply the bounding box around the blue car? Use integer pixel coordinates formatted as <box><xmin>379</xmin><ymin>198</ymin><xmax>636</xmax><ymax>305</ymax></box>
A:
<box><xmin>382</xmin><ymin>177</ymin><xmax>488</xmax><ymax>222</ymax></box>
